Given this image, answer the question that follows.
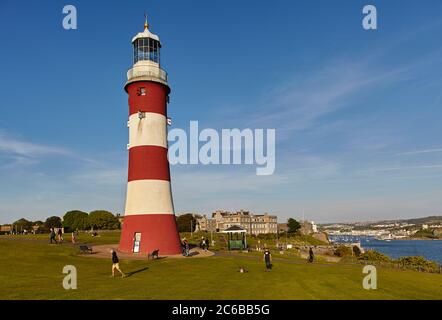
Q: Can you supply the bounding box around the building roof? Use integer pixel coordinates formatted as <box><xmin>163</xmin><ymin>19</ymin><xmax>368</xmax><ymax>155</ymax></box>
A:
<box><xmin>132</xmin><ymin>28</ymin><xmax>161</xmax><ymax>44</ymax></box>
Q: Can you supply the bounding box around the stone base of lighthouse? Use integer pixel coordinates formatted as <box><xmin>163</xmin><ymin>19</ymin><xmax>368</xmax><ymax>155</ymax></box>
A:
<box><xmin>119</xmin><ymin>214</ymin><xmax>182</xmax><ymax>255</ymax></box>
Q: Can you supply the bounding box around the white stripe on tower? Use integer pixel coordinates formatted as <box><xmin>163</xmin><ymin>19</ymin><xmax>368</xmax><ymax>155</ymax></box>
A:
<box><xmin>128</xmin><ymin>112</ymin><xmax>168</xmax><ymax>149</ymax></box>
<box><xmin>125</xmin><ymin>180</ymin><xmax>174</xmax><ymax>215</ymax></box>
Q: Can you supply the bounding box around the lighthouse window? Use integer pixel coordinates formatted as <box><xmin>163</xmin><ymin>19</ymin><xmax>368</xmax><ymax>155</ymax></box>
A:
<box><xmin>133</xmin><ymin>38</ymin><xmax>160</xmax><ymax>64</ymax></box>
<box><xmin>138</xmin><ymin>87</ymin><xmax>146</xmax><ymax>96</ymax></box>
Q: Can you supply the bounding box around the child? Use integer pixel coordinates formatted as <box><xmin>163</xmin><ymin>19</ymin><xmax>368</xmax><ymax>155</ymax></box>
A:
<box><xmin>71</xmin><ymin>232</ymin><xmax>76</xmax><ymax>244</ymax></box>
<box><xmin>111</xmin><ymin>249</ymin><xmax>126</xmax><ymax>278</ymax></box>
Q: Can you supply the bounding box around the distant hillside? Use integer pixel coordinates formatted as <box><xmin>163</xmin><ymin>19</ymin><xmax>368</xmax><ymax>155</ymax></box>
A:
<box><xmin>373</xmin><ymin>216</ymin><xmax>442</xmax><ymax>226</ymax></box>
<box><xmin>401</xmin><ymin>216</ymin><xmax>442</xmax><ymax>225</ymax></box>
<box><xmin>320</xmin><ymin>215</ymin><xmax>442</xmax><ymax>227</ymax></box>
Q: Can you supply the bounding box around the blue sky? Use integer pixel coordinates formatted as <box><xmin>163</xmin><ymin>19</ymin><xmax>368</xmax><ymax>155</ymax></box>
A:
<box><xmin>1</xmin><ymin>0</ymin><xmax>442</xmax><ymax>224</ymax></box>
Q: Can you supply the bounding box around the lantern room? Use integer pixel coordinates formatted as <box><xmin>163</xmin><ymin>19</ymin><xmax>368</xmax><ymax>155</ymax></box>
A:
<box><xmin>131</xmin><ymin>16</ymin><xmax>161</xmax><ymax>65</ymax></box>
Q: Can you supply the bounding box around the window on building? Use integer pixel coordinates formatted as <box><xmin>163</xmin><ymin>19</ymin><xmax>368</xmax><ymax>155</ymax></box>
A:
<box><xmin>137</xmin><ymin>87</ymin><xmax>146</xmax><ymax>96</ymax></box>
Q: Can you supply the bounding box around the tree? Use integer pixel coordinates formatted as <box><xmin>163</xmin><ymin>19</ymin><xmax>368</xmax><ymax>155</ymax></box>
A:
<box><xmin>45</xmin><ymin>216</ymin><xmax>62</xmax><ymax>229</ymax></box>
<box><xmin>176</xmin><ymin>214</ymin><xmax>196</xmax><ymax>233</ymax></box>
<box><xmin>13</xmin><ymin>218</ymin><xmax>33</xmax><ymax>232</ymax></box>
<box><xmin>63</xmin><ymin>210</ymin><xmax>89</xmax><ymax>232</ymax></box>
<box><xmin>287</xmin><ymin>218</ymin><xmax>301</xmax><ymax>234</ymax></box>
<box><xmin>88</xmin><ymin>210</ymin><xmax>120</xmax><ymax>230</ymax></box>
<box><xmin>33</xmin><ymin>220</ymin><xmax>48</xmax><ymax>233</ymax></box>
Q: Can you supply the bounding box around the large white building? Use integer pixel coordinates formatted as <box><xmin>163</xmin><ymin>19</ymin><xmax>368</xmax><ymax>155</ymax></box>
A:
<box><xmin>196</xmin><ymin>210</ymin><xmax>278</xmax><ymax>235</ymax></box>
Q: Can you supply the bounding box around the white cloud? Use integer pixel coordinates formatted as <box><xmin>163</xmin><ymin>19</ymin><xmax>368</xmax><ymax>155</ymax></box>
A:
<box><xmin>0</xmin><ymin>132</ymin><xmax>100</xmax><ymax>168</ymax></box>
<box><xmin>247</xmin><ymin>61</ymin><xmax>408</xmax><ymax>135</ymax></box>
<box><xmin>375</xmin><ymin>164</ymin><xmax>442</xmax><ymax>172</ymax></box>
<box><xmin>69</xmin><ymin>167</ymin><xmax>126</xmax><ymax>186</ymax></box>
<box><xmin>396</xmin><ymin>148</ymin><xmax>442</xmax><ymax>156</ymax></box>
<box><xmin>0</xmin><ymin>133</ymin><xmax>71</xmax><ymax>158</ymax></box>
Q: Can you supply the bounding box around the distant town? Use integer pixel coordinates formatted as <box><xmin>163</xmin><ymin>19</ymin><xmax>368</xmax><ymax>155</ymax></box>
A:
<box><xmin>177</xmin><ymin>209</ymin><xmax>323</xmax><ymax>238</ymax></box>
<box><xmin>321</xmin><ymin>216</ymin><xmax>442</xmax><ymax>240</ymax></box>
<box><xmin>176</xmin><ymin>210</ymin><xmax>442</xmax><ymax>241</ymax></box>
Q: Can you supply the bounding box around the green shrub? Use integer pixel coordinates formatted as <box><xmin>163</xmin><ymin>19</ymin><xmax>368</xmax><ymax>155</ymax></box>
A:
<box><xmin>334</xmin><ymin>245</ymin><xmax>353</xmax><ymax>257</ymax></box>
<box><xmin>395</xmin><ymin>256</ymin><xmax>439</xmax><ymax>272</ymax></box>
<box><xmin>358</xmin><ymin>250</ymin><xmax>391</xmax><ymax>262</ymax></box>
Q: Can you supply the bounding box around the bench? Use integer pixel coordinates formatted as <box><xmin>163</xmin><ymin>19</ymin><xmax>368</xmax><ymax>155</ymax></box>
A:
<box><xmin>148</xmin><ymin>249</ymin><xmax>159</xmax><ymax>260</ymax></box>
<box><xmin>79</xmin><ymin>245</ymin><xmax>93</xmax><ymax>254</ymax></box>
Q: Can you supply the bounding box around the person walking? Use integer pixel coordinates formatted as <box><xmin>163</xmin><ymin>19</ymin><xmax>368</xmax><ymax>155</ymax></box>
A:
<box><xmin>205</xmin><ymin>237</ymin><xmax>210</xmax><ymax>251</ymax></box>
<box><xmin>181</xmin><ymin>238</ymin><xmax>186</xmax><ymax>256</ymax></box>
<box><xmin>49</xmin><ymin>228</ymin><xmax>56</xmax><ymax>244</ymax></box>
<box><xmin>111</xmin><ymin>249</ymin><xmax>126</xmax><ymax>278</ymax></box>
<box><xmin>71</xmin><ymin>231</ymin><xmax>76</xmax><ymax>244</ymax></box>
<box><xmin>183</xmin><ymin>238</ymin><xmax>190</xmax><ymax>256</ymax></box>
<box><xmin>308</xmin><ymin>247</ymin><xmax>314</xmax><ymax>263</ymax></box>
<box><xmin>57</xmin><ymin>228</ymin><xmax>63</xmax><ymax>244</ymax></box>
<box><xmin>200</xmin><ymin>237</ymin><xmax>206</xmax><ymax>251</ymax></box>
<box><xmin>263</xmin><ymin>248</ymin><xmax>272</xmax><ymax>272</ymax></box>
<box><xmin>185</xmin><ymin>239</ymin><xmax>190</xmax><ymax>256</ymax></box>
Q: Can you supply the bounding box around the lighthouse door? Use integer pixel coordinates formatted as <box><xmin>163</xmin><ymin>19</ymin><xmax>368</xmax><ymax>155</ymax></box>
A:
<box><xmin>133</xmin><ymin>232</ymin><xmax>142</xmax><ymax>253</ymax></box>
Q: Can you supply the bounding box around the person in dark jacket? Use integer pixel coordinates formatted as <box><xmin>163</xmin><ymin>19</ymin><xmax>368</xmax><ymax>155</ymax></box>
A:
<box><xmin>49</xmin><ymin>228</ymin><xmax>56</xmax><ymax>244</ymax></box>
<box><xmin>205</xmin><ymin>237</ymin><xmax>210</xmax><ymax>251</ymax></box>
<box><xmin>308</xmin><ymin>247</ymin><xmax>314</xmax><ymax>263</ymax></box>
<box><xmin>182</xmin><ymin>238</ymin><xmax>189</xmax><ymax>256</ymax></box>
<box><xmin>110</xmin><ymin>249</ymin><xmax>126</xmax><ymax>278</ymax></box>
<box><xmin>263</xmin><ymin>249</ymin><xmax>272</xmax><ymax>271</ymax></box>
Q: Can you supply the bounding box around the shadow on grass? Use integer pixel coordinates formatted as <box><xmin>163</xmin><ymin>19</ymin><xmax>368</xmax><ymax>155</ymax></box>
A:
<box><xmin>188</xmin><ymin>251</ymin><xmax>200</xmax><ymax>257</ymax></box>
<box><xmin>126</xmin><ymin>266</ymin><xmax>149</xmax><ymax>277</ymax></box>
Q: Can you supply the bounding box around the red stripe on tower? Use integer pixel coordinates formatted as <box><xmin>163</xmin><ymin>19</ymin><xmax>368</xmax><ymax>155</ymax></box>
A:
<box><xmin>128</xmin><ymin>146</ymin><xmax>170</xmax><ymax>182</ymax></box>
<box><xmin>127</xmin><ymin>82</ymin><xmax>168</xmax><ymax>116</ymax></box>
<box><xmin>119</xmin><ymin>17</ymin><xmax>182</xmax><ymax>255</ymax></box>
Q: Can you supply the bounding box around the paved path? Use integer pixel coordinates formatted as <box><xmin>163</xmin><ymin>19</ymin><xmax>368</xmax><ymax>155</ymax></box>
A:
<box><xmin>82</xmin><ymin>244</ymin><xmax>214</xmax><ymax>260</ymax></box>
<box><xmin>0</xmin><ymin>236</ymin><xmax>214</xmax><ymax>260</ymax></box>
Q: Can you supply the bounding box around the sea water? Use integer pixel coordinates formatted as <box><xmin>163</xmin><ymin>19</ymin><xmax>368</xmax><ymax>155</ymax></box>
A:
<box><xmin>328</xmin><ymin>235</ymin><xmax>442</xmax><ymax>264</ymax></box>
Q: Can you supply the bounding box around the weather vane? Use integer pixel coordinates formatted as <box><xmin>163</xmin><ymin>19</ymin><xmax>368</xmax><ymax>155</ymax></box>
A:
<box><xmin>144</xmin><ymin>12</ymin><xmax>149</xmax><ymax>30</ymax></box>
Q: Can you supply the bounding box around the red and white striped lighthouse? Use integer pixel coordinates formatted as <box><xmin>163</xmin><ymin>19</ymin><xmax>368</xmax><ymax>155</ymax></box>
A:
<box><xmin>119</xmin><ymin>17</ymin><xmax>182</xmax><ymax>255</ymax></box>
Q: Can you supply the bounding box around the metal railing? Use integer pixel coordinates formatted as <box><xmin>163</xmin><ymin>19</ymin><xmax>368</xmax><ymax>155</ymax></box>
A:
<box><xmin>127</xmin><ymin>67</ymin><xmax>168</xmax><ymax>82</ymax></box>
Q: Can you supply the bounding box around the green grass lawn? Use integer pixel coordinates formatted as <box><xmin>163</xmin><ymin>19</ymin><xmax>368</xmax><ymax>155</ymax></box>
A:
<box><xmin>0</xmin><ymin>234</ymin><xmax>441</xmax><ymax>300</ymax></box>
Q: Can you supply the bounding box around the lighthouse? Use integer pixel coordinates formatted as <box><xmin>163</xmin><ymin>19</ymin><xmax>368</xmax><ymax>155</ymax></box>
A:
<box><xmin>119</xmin><ymin>17</ymin><xmax>182</xmax><ymax>255</ymax></box>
